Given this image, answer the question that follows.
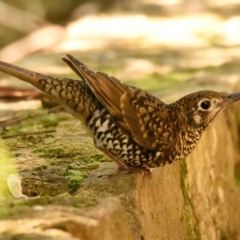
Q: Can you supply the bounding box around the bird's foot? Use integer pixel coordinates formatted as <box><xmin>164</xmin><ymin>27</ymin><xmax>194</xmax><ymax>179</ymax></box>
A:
<box><xmin>94</xmin><ymin>142</ymin><xmax>151</xmax><ymax>178</ymax></box>
<box><xmin>107</xmin><ymin>166</ymin><xmax>152</xmax><ymax>179</ymax></box>
<box><xmin>106</xmin><ymin>167</ymin><xmax>126</xmax><ymax>178</ymax></box>
<box><xmin>125</xmin><ymin>166</ymin><xmax>152</xmax><ymax>179</ymax></box>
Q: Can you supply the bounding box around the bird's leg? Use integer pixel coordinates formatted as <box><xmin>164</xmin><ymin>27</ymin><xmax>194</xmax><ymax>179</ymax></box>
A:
<box><xmin>107</xmin><ymin>164</ymin><xmax>152</xmax><ymax>178</ymax></box>
<box><xmin>94</xmin><ymin>140</ymin><xmax>129</xmax><ymax>169</ymax></box>
<box><xmin>124</xmin><ymin>166</ymin><xmax>152</xmax><ymax>179</ymax></box>
<box><xmin>94</xmin><ymin>139</ymin><xmax>151</xmax><ymax>178</ymax></box>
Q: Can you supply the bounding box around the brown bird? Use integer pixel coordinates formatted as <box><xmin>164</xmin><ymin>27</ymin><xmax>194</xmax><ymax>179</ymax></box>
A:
<box><xmin>0</xmin><ymin>54</ymin><xmax>240</xmax><ymax>175</ymax></box>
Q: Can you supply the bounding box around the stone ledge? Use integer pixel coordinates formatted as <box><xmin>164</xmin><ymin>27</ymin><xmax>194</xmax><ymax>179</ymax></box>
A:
<box><xmin>1</xmin><ymin>99</ymin><xmax>240</xmax><ymax>240</ymax></box>
<box><xmin>0</xmin><ymin>197</ymin><xmax>132</xmax><ymax>240</ymax></box>
<box><xmin>74</xmin><ymin>101</ymin><xmax>240</xmax><ymax>240</ymax></box>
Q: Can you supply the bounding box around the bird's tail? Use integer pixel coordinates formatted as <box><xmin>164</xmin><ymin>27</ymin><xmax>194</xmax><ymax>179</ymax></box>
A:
<box><xmin>0</xmin><ymin>59</ymin><xmax>99</xmax><ymax>121</ymax></box>
<box><xmin>0</xmin><ymin>61</ymin><xmax>49</xmax><ymax>90</ymax></box>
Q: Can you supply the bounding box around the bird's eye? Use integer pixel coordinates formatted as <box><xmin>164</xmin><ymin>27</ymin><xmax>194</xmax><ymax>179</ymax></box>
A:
<box><xmin>200</xmin><ymin>100</ymin><xmax>211</xmax><ymax>110</ymax></box>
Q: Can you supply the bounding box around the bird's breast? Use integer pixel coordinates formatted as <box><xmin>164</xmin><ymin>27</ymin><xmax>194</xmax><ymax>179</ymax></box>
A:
<box><xmin>87</xmin><ymin>108</ymin><xmax>178</xmax><ymax>168</ymax></box>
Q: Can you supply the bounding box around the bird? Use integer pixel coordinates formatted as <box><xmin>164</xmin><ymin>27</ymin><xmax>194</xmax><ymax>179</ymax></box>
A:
<box><xmin>0</xmin><ymin>54</ymin><xmax>240</xmax><ymax>176</ymax></box>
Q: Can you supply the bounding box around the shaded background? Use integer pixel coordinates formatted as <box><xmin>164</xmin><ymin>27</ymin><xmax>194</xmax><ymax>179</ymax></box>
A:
<box><xmin>1</xmin><ymin>0</ymin><xmax>240</xmax><ymax>100</ymax></box>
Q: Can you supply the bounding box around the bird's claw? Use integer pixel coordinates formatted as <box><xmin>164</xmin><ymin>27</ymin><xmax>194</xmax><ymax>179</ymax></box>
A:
<box><xmin>106</xmin><ymin>166</ymin><xmax>152</xmax><ymax>179</ymax></box>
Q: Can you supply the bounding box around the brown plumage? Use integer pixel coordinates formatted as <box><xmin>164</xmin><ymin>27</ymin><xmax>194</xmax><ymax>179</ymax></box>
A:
<box><xmin>0</xmin><ymin>54</ymin><xmax>240</xmax><ymax>175</ymax></box>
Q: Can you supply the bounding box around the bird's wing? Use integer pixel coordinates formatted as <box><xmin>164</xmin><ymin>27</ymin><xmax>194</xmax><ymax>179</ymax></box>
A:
<box><xmin>120</xmin><ymin>88</ymin><xmax>176</xmax><ymax>150</ymax></box>
<box><xmin>63</xmin><ymin>54</ymin><xmax>176</xmax><ymax>151</ymax></box>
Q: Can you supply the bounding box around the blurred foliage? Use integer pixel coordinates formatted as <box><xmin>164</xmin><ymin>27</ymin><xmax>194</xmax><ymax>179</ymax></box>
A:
<box><xmin>41</xmin><ymin>0</ymin><xmax>88</xmax><ymax>24</ymax></box>
<box><xmin>1</xmin><ymin>0</ymin><xmax>86</xmax><ymax>24</ymax></box>
<box><xmin>0</xmin><ymin>0</ymin><xmax>87</xmax><ymax>48</ymax></box>
<box><xmin>0</xmin><ymin>0</ymin><xmax>135</xmax><ymax>48</ymax></box>
<box><xmin>1</xmin><ymin>0</ymin><xmax>134</xmax><ymax>25</ymax></box>
<box><xmin>1</xmin><ymin>0</ymin><xmax>240</xmax><ymax>52</ymax></box>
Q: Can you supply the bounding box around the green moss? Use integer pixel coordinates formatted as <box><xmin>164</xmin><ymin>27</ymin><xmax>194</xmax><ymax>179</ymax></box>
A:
<box><xmin>33</xmin><ymin>142</ymin><xmax>109</xmax><ymax>165</ymax></box>
<box><xmin>2</xmin><ymin>107</ymin><xmax>111</xmax><ymax>195</ymax></box>
<box><xmin>180</xmin><ymin>159</ymin><xmax>193</xmax><ymax>240</ymax></box>
<box><xmin>1</xmin><ymin>111</ymin><xmax>60</xmax><ymax>141</ymax></box>
<box><xmin>25</xmin><ymin>195</ymin><xmax>54</xmax><ymax>206</ymax></box>
<box><xmin>34</xmin><ymin>146</ymin><xmax>80</xmax><ymax>158</ymax></box>
<box><xmin>180</xmin><ymin>159</ymin><xmax>201</xmax><ymax>240</ymax></box>
<box><xmin>0</xmin><ymin>209</ymin><xmax>11</xmax><ymax>219</ymax></box>
<box><xmin>64</xmin><ymin>170</ymin><xmax>87</xmax><ymax>194</ymax></box>
<box><xmin>53</xmin><ymin>195</ymin><xmax>99</xmax><ymax>208</ymax></box>
<box><xmin>220</xmin><ymin>229</ymin><xmax>238</xmax><ymax>240</ymax></box>
<box><xmin>0</xmin><ymin>200</ymin><xmax>14</xmax><ymax>218</ymax></box>
<box><xmin>32</xmin><ymin>141</ymin><xmax>109</xmax><ymax>193</ymax></box>
<box><xmin>234</xmin><ymin>161</ymin><xmax>240</xmax><ymax>184</ymax></box>
<box><xmin>34</xmin><ymin>141</ymin><xmax>108</xmax><ymax>160</ymax></box>
<box><xmin>220</xmin><ymin>230</ymin><xmax>228</xmax><ymax>240</ymax></box>
<box><xmin>73</xmin><ymin>198</ymin><xmax>98</xmax><ymax>208</ymax></box>
<box><xmin>0</xmin><ymin>194</ymin><xmax>98</xmax><ymax>220</ymax></box>
<box><xmin>0</xmin><ymin>195</ymin><xmax>54</xmax><ymax>219</ymax></box>
<box><xmin>0</xmin><ymin>200</ymin><xmax>28</xmax><ymax>219</ymax></box>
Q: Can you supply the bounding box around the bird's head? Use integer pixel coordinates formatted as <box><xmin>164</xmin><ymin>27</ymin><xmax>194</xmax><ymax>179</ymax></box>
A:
<box><xmin>172</xmin><ymin>90</ymin><xmax>240</xmax><ymax>129</ymax></box>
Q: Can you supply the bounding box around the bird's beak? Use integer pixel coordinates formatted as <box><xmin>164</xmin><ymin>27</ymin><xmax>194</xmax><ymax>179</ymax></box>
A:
<box><xmin>223</xmin><ymin>92</ymin><xmax>240</xmax><ymax>107</ymax></box>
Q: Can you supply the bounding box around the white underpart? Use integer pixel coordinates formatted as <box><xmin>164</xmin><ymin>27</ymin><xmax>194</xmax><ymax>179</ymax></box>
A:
<box><xmin>96</xmin><ymin>119</ymin><xmax>110</xmax><ymax>132</ymax></box>
<box><xmin>193</xmin><ymin>114</ymin><xmax>201</xmax><ymax>125</ymax></box>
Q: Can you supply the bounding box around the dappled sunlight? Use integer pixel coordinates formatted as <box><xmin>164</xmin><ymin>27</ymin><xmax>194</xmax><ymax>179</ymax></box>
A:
<box><xmin>215</xmin><ymin>16</ymin><xmax>240</xmax><ymax>46</ymax></box>
<box><xmin>0</xmin><ymin>100</ymin><xmax>41</xmax><ymax>111</ymax></box>
<box><xmin>210</xmin><ymin>0</ymin><xmax>240</xmax><ymax>6</ymax></box>
<box><xmin>141</xmin><ymin>0</ymin><xmax>182</xmax><ymax>5</ymax></box>
<box><xmin>115</xmin><ymin>58</ymin><xmax>172</xmax><ymax>80</ymax></box>
<box><xmin>0</xmin><ymin>26</ymin><xmax>64</xmax><ymax>63</ymax></box>
<box><xmin>0</xmin><ymin>2</ymin><xmax>240</xmax><ymax>96</ymax></box>
<box><xmin>180</xmin><ymin>47</ymin><xmax>240</xmax><ymax>68</ymax></box>
<box><xmin>0</xmin><ymin>10</ymin><xmax>240</xmax><ymax>61</ymax></box>
<box><xmin>55</xmin><ymin>13</ymin><xmax>221</xmax><ymax>52</ymax></box>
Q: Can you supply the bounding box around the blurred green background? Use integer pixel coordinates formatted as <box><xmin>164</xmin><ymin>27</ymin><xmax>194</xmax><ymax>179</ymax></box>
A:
<box><xmin>1</xmin><ymin>0</ymin><xmax>240</xmax><ymax>99</ymax></box>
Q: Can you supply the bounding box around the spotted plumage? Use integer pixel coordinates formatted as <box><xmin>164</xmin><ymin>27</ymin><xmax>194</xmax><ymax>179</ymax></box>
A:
<box><xmin>0</xmin><ymin>54</ymin><xmax>240</xmax><ymax>175</ymax></box>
